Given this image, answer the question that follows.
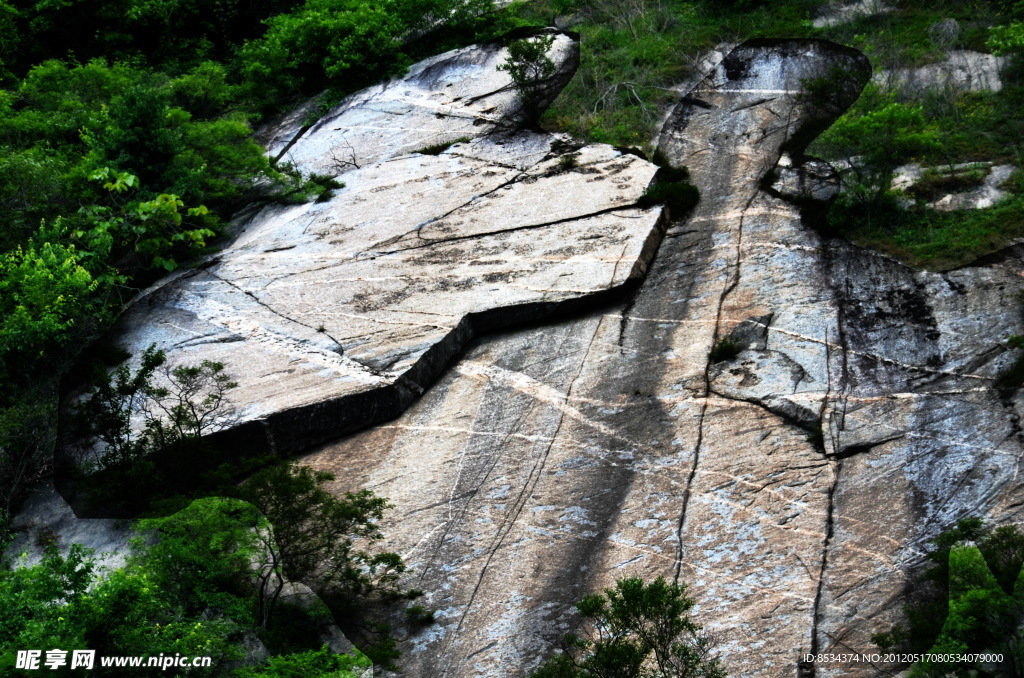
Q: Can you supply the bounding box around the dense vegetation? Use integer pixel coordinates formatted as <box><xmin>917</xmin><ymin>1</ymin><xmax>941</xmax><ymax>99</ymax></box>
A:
<box><xmin>873</xmin><ymin>517</ymin><xmax>1024</xmax><ymax>676</ymax></box>
<box><xmin>1</xmin><ymin>463</ymin><xmax>417</xmax><ymax>674</ymax></box>
<box><xmin>529</xmin><ymin>576</ymin><xmax>724</xmax><ymax>678</ymax></box>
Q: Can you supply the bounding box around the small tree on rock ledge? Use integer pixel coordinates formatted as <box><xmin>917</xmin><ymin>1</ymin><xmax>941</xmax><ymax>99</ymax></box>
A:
<box><xmin>498</xmin><ymin>34</ymin><xmax>557</xmax><ymax>124</ymax></box>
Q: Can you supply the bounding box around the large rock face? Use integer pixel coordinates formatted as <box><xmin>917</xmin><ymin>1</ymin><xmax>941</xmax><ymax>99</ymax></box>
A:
<box><xmin>53</xmin><ymin>34</ymin><xmax>1024</xmax><ymax>678</ymax></box>
<box><xmin>84</xmin><ymin>31</ymin><xmax>667</xmax><ymax>458</ymax></box>
<box><xmin>261</xmin><ymin>28</ymin><xmax>580</xmax><ymax>173</ymax></box>
<box><xmin>298</xmin><ymin>39</ymin><xmax>1024</xmax><ymax>677</ymax></box>
<box><xmin>876</xmin><ymin>50</ymin><xmax>1008</xmax><ymax>95</ymax></box>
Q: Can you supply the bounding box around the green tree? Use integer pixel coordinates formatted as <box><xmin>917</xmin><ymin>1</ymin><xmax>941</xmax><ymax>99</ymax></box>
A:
<box><xmin>131</xmin><ymin>497</ymin><xmax>264</xmax><ymax>625</ymax></box>
<box><xmin>911</xmin><ymin>544</ymin><xmax>1024</xmax><ymax>677</ymax></box>
<box><xmin>234</xmin><ymin>464</ymin><xmax>415</xmax><ymax>616</ymax></box>
<box><xmin>817</xmin><ymin>97</ymin><xmax>943</xmax><ymax>204</ymax></box>
<box><xmin>232</xmin><ymin>463</ymin><xmax>421</xmax><ymax>668</ymax></box>
<box><xmin>531</xmin><ymin>576</ymin><xmax>724</xmax><ymax>678</ymax></box>
<box><xmin>235</xmin><ymin>0</ymin><xmax>485</xmax><ymax>111</ymax></box>
<box><xmin>497</xmin><ymin>34</ymin><xmax>557</xmax><ymax>123</ymax></box>
<box><xmin>234</xmin><ymin>646</ymin><xmax>372</xmax><ymax>678</ymax></box>
<box><xmin>69</xmin><ymin>344</ymin><xmax>236</xmax><ymax>470</ymax></box>
<box><xmin>0</xmin><ymin>545</ymin><xmax>95</xmax><ymax>673</ymax></box>
<box><xmin>874</xmin><ymin>518</ymin><xmax>1024</xmax><ymax>676</ymax></box>
<box><xmin>0</xmin><ymin>233</ymin><xmax>100</xmax><ymax>364</ymax></box>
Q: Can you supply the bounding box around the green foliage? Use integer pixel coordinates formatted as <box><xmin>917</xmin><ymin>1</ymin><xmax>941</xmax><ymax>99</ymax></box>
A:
<box><xmin>874</xmin><ymin>518</ymin><xmax>1024</xmax><ymax>675</ymax></box>
<box><xmin>70</xmin><ymin>345</ymin><xmax>237</xmax><ymax>471</ymax></box>
<box><xmin>74</xmin><ymin>168</ymin><xmax>214</xmax><ymax>273</ymax></box>
<box><xmin>988</xmin><ymin>22</ymin><xmax>1024</xmax><ymax>56</ymax></box>
<box><xmin>234</xmin><ymin>646</ymin><xmax>372</xmax><ymax>678</ymax></box>
<box><xmin>67</xmin><ymin>345</ymin><xmax>242</xmax><ymax>513</ymax></box>
<box><xmin>530</xmin><ymin>576</ymin><xmax>724</xmax><ymax>678</ymax></box>
<box><xmin>0</xmin><ymin>490</ymin><xmax>395</xmax><ymax>675</ymax></box>
<box><xmin>903</xmin><ymin>166</ymin><xmax>989</xmax><ymax>202</ymax></box>
<box><xmin>498</xmin><ymin>34</ymin><xmax>557</xmax><ymax>122</ymax></box>
<box><xmin>235</xmin><ymin>0</ymin><xmax>495</xmax><ymax>112</ymax></box>
<box><xmin>817</xmin><ymin>97</ymin><xmax>943</xmax><ymax>200</ymax></box>
<box><xmin>828</xmin><ymin>193</ymin><xmax>1024</xmax><ymax>270</ymax></box>
<box><xmin>230</xmin><ymin>463</ymin><xmax>420</xmax><ymax>668</ymax></box>
<box><xmin>132</xmin><ymin>497</ymin><xmax>265</xmax><ymax>625</ymax></box>
<box><xmin>235</xmin><ymin>463</ymin><xmax>416</xmax><ymax>603</ymax></box>
<box><xmin>708</xmin><ymin>336</ymin><xmax>741</xmax><ymax>363</ymax></box>
<box><xmin>558</xmin><ymin>153</ymin><xmax>579</xmax><ymax>169</ymax></box>
<box><xmin>0</xmin><ymin>236</ymin><xmax>99</xmax><ymax>362</ymax></box>
<box><xmin>0</xmin><ymin>545</ymin><xmax>95</xmax><ymax>672</ymax></box>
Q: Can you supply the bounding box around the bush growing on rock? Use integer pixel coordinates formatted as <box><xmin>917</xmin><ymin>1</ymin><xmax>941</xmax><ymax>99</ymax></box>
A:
<box><xmin>66</xmin><ymin>345</ymin><xmax>242</xmax><ymax>513</ymax></box>
<box><xmin>530</xmin><ymin>576</ymin><xmax>724</xmax><ymax>678</ymax></box>
<box><xmin>498</xmin><ymin>34</ymin><xmax>558</xmax><ymax>123</ymax></box>
<box><xmin>873</xmin><ymin>517</ymin><xmax>1024</xmax><ymax>676</ymax></box>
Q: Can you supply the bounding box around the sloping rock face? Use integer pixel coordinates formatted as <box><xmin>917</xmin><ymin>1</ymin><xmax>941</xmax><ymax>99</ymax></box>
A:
<box><xmin>813</xmin><ymin>0</ymin><xmax>893</xmax><ymax>28</ymax></box>
<box><xmin>54</xmin><ymin>34</ymin><xmax>1024</xmax><ymax>678</ymax></box>
<box><xmin>261</xmin><ymin>28</ymin><xmax>579</xmax><ymax>173</ymax></box>
<box><xmin>892</xmin><ymin>162</ymin><xmax>1016</xmax><ymax>211</ymax></box>
<box><xmin>70</xmin><ymin>31</ymin><xmax>667</xmax><ymax>468</ymax></box>
<box><xmin>298</xmin><ymin>39</ymin><xmax>1024</xmax><ymax>678</ymax></box>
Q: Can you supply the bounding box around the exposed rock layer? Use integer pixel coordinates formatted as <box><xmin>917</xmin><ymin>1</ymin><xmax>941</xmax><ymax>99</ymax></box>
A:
<box><xmin>876</xmin><ymin>50</ymin><xmax>1008</xmax><ymax>95</ymax></box>
<box><xmin>299</xmin><ymin>39</ymin><xmax>1024</xmax><ymax>677</ymax></box>
<box><xmin>54</xmin><ymin>35</ymin><xmax>1024</xmax><ymax>678</ymax></box>
<box><xmin>74</xmin><ymin>32</ymin><xmax>670</xmax><ymax>463</ymax></box>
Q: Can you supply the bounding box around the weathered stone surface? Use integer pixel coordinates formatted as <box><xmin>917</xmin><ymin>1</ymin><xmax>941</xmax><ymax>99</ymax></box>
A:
<box><xmin>876</xmin><ymin>50</ymin><xmax>1008</xmax><ymax>94</ymax></box>
<box><xmin>300</xmin><ymin>39</ymin><xmax>880</xmax><ymax>677</ymax></box>
<box><xmin>299</xmin><ymin>39</ymin><xmax>1024</xmax><ymax>677</ymax></box>
<box><xmin>927</xmin><ymin>164</ymin><xmax>1015</xmax><ymax>211</ymax></box>
<box><xmin>71</xmin><ymin>31</ymin><xmax>663</xmax><ymax>467</ymax></box>
<box><xmin>813</xmin><ymin>0</ymin><xmax>892</xmax><ymax>28</ymax></box>
<box><xmin>36</xmin><ymin>34</ymin><xmax>1024</xmax><ymax>678</ymax></box>
<box><xmin>770</xmin><ymin>154</ymin><xmax>841</xmax><ymax>202</ymax></box>
<box><xmin>7</xmin><ymin>485</ymin><xmax>131</xmax><ymax>569</ymax></box>
<box><xmin>265</xmin><ymin>29</ymin><xmax>579</xmax><ymax>177</ymax></box>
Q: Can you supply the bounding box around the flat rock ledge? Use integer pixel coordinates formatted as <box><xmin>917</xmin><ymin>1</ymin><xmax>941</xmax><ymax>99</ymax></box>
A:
<box><xmin>63</xmin><ymin>32</ymin><xmax>666</xmax><ymax>493</ymax></box>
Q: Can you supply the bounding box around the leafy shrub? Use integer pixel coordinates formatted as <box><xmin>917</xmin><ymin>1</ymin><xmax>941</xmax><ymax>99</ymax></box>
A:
<box><xmin>234</xmin><ymin>646</ymin><xmax>372</xmax><ymax>678</ymax></box>
<box><xmin>873</xmin><ymin>517</ymin><xmax>1024</xmax><ymax>675</ymax></box>
<box><xmin>498</xmin><ymin>34</ymin><xmax>557</xmax><ymax>123</ymax></box>
<box><xmin>530</xmin><ymin>576</ymin><xmax>724</xmax><ymax>678</ymax></box>
<box><xmin>708</xmin><ymin>336</ymin><xmax>741</xmax><ymax>363</ymax></box>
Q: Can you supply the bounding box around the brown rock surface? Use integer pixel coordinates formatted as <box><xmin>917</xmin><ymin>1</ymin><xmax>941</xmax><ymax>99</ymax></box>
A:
<box><xmin>77</xmin><ymin>31</ymin><xmax>671</xmax><ymax>460</ymax></box>
<box><xmin>46</xmin><ymin>35</ymin><xmax>1024</xmax><ymax>678</ymax></box>
<box><xmin>301</xmin><ymin>40</ymin><xmax>1024</xmax><ymax>677</ymax></box>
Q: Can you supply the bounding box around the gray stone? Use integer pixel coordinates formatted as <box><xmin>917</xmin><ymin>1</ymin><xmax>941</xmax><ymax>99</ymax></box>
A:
<box><xmin>6</xmin><ymin>484</ymin><xmax>131</xmax><ymax>570</ymax></box>
<box><xmin>266</xmin><ymin>29</ymin><xmax>580</xmax><ymax>179</ymax></box>
<box><xmin>300</xmin><ymin>39</ymin><xmax>877</xmax><ymax>677</ymax></box>
<box><xmin>771</xmin><ymin>155</ymin><xmax>841</xmax><ymax>202</ymax></box>
<box><xmin>67</xmin><ymin>36</ymin><xmax>664</xmax><ymax>468</ymax></box>
<box><xmin>876</xmin><ymin>50</ymin><xmax>1008</xmax><ymax>94</ymax></box>
<box><xmin>813</xmin><ymin>0</ymin><xmax>892</xmax><ymax>28</ymax></box>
